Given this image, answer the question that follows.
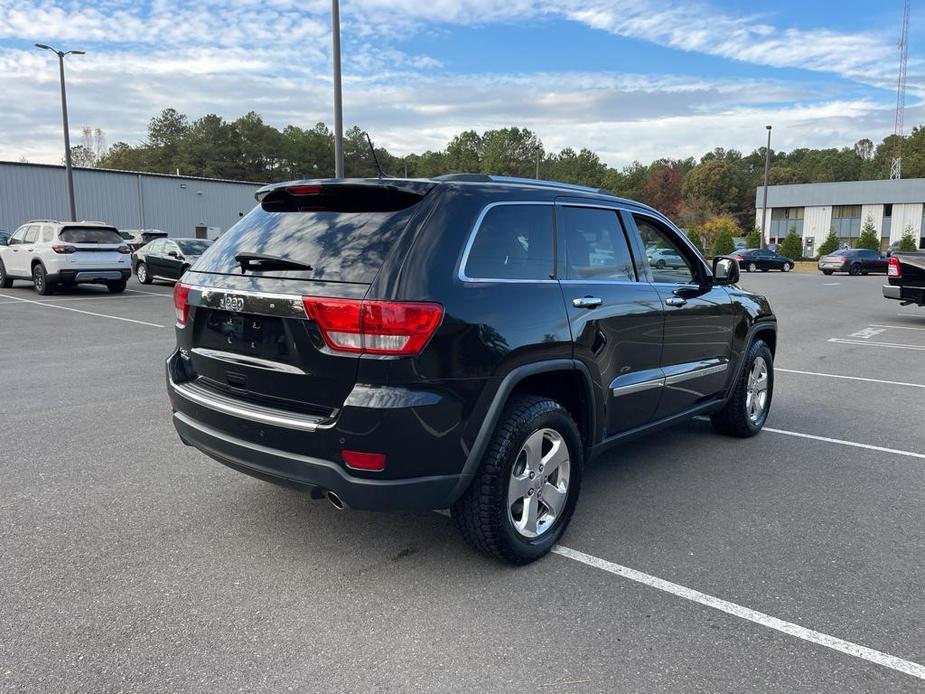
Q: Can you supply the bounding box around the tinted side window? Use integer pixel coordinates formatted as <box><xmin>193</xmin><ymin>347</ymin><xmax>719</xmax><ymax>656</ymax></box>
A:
<box><xmin>635</xmin><ymin>216</ymin><xmax>696</xmax><ymax>284</ymax></box>
<box><xmin>23</xmin><ymin>226</ymin><xmax>38</xmax><ymax>243</ymax></box>
<box><xmin>9</xmin><ymin>228</ymin><xmax>26</xmax><ymax>245</ymax></box>
<box><xmin>147</xmin><ymin>240</ymin><xmax>164</xmax><ymax>253</ymax></box>
<box><xmin>464</xmin><ymin>205</ymin><xmax>554</xmax><ymax>280</ymax></box>
<box><xmin>560</xmin><ymin>206</ymin><xmax>635</xmax><ymax>281</ymax></box>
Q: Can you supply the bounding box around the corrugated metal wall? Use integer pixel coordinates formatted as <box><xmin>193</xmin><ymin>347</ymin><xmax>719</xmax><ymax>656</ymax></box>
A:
<box><xmin>0</xmin><ymin>162</ymin><xmax>261</xmax><ymax>237</ymax></box>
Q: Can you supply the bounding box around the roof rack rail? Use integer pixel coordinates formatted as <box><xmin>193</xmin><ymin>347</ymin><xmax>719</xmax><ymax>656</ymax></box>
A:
<box><xmin>433</xmin><ymin>173</ymin><xmax>614</xmax><ymax>196</ymax></box>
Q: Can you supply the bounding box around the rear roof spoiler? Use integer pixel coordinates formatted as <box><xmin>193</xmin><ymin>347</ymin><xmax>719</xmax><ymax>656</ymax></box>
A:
<box><xmin>255</xmin><ymin>178</ymin><xmax>436</xmax><ymax>203</ymax></box>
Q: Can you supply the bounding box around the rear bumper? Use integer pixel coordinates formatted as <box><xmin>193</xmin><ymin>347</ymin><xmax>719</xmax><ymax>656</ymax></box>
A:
<box><xmin>48</xmin><ymin>268</ymin><xmax>131</xmax><ymax>284</ymax></box>
<box><xmin>166</xmin><ymin>351</ymin><xmax>470</xmax><ymax>511</ymax></box>
<box><xmin>884</xmin><ymin>283</ymin><xmax>925</xmax><ymax>305</ymax></box>
<box><xmin>172</xmin><ymin>411</ymin><xmax>463</xmax><ymax>510</ymax></box>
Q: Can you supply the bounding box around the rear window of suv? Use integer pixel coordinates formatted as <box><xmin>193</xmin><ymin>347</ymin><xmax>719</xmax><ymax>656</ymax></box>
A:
<box><xmin>196</xmin><ymin>203</ymin><xmax>422</xmax><ymax>283</ymax></box>
<box><xmin>59</xmin><ymin>227</ymin><xmax>123</xmax><ymax>244</ymax></box>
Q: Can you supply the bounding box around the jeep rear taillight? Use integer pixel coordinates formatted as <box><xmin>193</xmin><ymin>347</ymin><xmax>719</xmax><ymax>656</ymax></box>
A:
<box><xmin>302</xmin><ymin>297</ymin><xmax>444</xmax><ymax>356</ymax></box>
<box><xmin>888</xmin><ymin>256</ymin><xmax>902</xmax><ymax>278</ymax></box>
<box><xmin>174</xmin><ymin>282</ymin><xmax>191</xmax><ymax>327</ymax></box>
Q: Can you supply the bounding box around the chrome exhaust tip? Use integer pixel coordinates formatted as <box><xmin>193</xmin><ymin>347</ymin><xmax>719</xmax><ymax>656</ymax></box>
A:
<box><xmin>326</xmin><ymin>491</ymin><xmax>346</xmax><ymax>511</ymax></box>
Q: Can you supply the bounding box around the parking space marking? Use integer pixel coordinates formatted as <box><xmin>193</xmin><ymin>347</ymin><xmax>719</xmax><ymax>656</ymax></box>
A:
<box><xmin>0</xmin><ymin>293</ymin><xmax>166</xmax><ymax>305</ymax></box>
<box><xmin>823</xmin><ymin>282</ymin><xmax>840</xmax><ymax>286</ymax></box>
<box><xmin>776</xmin><ymin>368</ymin><xmax>925</xmax><ymax>389</ymax></box>
<box><xmin>763</xmin><ymin>427</ymin><xmax>925</xmax><ymax>460</ymax></box>
<box><xmin>828</xmin><ymin>338</ymin><xmax>925</xmax><ymax>351</ymax></box>
<box><xmin>869</xmin><ymin>324</ymin><xmax>925</xmax><ymax>332</ymax></box>
<box><xmin>0</xmin><ymin>294</ymin><xmax>165</xmax><ymax>328</ymax></box>
<box><xmin>553</xmin><ymin>545</ymin><xmax>925</xmax><ymax>682</ymax></box>
<box><xmin>125</xmin><ymin>288</ymin><xmax>173</xmax><ymax>297</ymax></box>
<box><xmin>847</xmin><ymin>327</ymin><xmax>885</xmax><ymax>339</ymax></box>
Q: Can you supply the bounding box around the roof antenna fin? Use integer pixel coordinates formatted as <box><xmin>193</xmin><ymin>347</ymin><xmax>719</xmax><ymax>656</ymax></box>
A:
<box><xmin>365</xmin><ymin>132</ymin><xmax>388</xmax><ymax>180</ymax></box>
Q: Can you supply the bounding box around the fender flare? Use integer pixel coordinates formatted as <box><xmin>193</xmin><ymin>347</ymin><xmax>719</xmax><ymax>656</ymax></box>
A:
<box><xmin>723</xmin><ymin>319</ymin><xmax>777</xmax><ymax>400</ymax></box>
<box><xmin>445</xmin><ymin>359</ymin><xmax>596</xmax><ymax>505</ymax></box>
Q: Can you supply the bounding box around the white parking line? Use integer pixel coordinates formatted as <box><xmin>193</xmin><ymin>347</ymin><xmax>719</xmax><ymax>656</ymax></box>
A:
<box><xmin>776</xmin><ymin>368</ymin><xmax>925</xmax><ymax>389</ymax></box>
<box><xmin>553</xmin><ymin>545</ymin><xmax>925</xmax><ymax>682</ymax></box>
<box><xmin>0</xmin><ymin>293</ymin><xmax>166</xmax><ymax>305</ymax></box>
<box><xmin>828</xmin><ymin>338</ymin><xmax>925</xmax><ymax>351</ymax></box>
<box><xmin>125</xmin><ymin>288</ymin><xmax>173</xmax><ymax>297</ymax></box>
<box><xmin>869</xmin><ymin>324</ymin><xmax>925</xmax><ymax>332</ymax></box>
<box><xmin>763</xmin><ymin>427</ymin><xmax>925</xmax><ymax>460</ymax></box>
<box><xmin>0</xmin><ymin>293</ymin><xmax>164</xmax><ymax>328</ymax></box>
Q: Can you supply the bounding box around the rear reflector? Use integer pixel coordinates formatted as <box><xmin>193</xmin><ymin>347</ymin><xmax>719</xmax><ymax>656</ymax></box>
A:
<box><xmin>888</xmin><ymin>256</ymin><xmax>902</xmax><ymax>278</ymax></box>
<box><xmin>302</xmin><ymin>297</ymin><xmax>443</xmax><ymax>356</ymax></box>
<box><xmin>342</xmin><ymin>450</ymin><xmax>387</xmax><ymax>471</ymax></box>
<box><xmin>174</xmin><ymin>282</ymin><xmax>191</xmax><ymax>326</ymax></box>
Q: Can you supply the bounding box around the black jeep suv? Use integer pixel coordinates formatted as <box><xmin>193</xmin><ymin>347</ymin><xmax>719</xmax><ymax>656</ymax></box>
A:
<box><xmin>166</xmin><ymin>175</ymin><xmax>777</xmax><ymax>564</ymax></box>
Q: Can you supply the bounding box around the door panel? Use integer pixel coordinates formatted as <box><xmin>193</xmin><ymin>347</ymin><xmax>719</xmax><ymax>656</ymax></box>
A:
<box><xmin>556</xmin><ymin>203</ymin><xmax>665</xmax><ymax>436</ymax></box>
<box><xmin>629</xmin><ymin>213</ymin><xmax>735</xmax><ymax>419</ymax></box>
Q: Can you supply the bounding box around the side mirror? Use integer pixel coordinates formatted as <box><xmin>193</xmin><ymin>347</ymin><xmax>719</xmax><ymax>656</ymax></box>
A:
<box><xmin>712</xmin><ymin>256</ymin><xmax>740</xmax><ymax>285</ymax></box>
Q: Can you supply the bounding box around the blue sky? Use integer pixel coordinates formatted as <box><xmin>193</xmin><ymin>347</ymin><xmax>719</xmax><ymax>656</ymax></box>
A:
<box><xmin>0</xmin><ymin>0</ymin><xmax>922</xmax><ymax>168</ymax></box>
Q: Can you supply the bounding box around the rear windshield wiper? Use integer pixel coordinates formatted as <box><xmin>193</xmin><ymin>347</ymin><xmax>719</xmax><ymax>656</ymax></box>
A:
<box><xmin>235</xmin><ymin>253</ymin><xmax>314</xmax><ymax>274</ymax></box>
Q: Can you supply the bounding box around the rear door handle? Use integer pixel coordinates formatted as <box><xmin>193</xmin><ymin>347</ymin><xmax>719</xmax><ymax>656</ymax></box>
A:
<box><xmin>572</xmin><ymin>296</ymin><xmax>603</xmax><ymax>309</ymax></box>
<box><xmin>665</xmin><ymin>297</ymin><xmax>687</xmax><ymax>307</ymax></box>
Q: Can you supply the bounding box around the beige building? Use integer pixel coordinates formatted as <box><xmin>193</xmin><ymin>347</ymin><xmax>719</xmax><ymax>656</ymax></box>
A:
<box><xmin>755</xmin><ymin>178</ymin><xmax>925</xmax><ymax>256</ymax></box>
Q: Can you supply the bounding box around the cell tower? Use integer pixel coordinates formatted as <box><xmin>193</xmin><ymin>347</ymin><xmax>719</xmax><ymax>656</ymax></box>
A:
<box><xmin>890</xmin><ymin>0</ymin><xmax>910</xmax><ymax>180</ymax></box>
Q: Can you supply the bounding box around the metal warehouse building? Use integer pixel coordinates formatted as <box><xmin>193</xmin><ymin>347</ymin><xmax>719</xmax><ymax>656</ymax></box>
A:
<box><xmin>0</xmin><ymin>161</ymin><xmax>262</xmax><ymax>239</ymax></box>
<box><xmin>755</xmin><ymin>178</ymin><xmax>925</xmax><ymax>257</ymax></box>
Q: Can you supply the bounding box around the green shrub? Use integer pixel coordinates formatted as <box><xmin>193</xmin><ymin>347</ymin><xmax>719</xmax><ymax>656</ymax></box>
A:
<box><xmin>779</xmin><ymin>227</ymin><xmax>803</xmax><ymax>260</ymax></box>
<box><xmin>711</xmin><ymin>228</ymin><xmax>736</xmax><ymax>256</ymax></box>
<box><xmin>686</xmin><ymin>228</ymin><xmax>704</xmax><ymax>253</ymax></box>
<box><xmin>817</xmin><ymin>228</ymin><xmax>839</xmax><ymax>256</ymax></box>
<box><xmin>898</xmin><ymin>226</ymin><xmax>918</xmax><ymax>252</ymax></box>
<box><xmin>854</xmin><ymin>216</ymin><xmax>880</xmax><ymax>251</ymax></box>
<box><xmin>745</xmin><ymin>227</ymin><xmax>761</xmax><ymax>248</ymax></box>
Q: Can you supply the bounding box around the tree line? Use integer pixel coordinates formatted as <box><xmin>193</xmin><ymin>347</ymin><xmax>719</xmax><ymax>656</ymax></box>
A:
<box><xmin>72</xmin><ymin>107</ymin><xmax>925</xmax><ymax>235</ymax></box>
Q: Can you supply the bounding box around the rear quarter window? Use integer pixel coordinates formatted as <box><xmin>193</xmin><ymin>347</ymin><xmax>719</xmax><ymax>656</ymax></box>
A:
<box><xmin>463</xmin><ymin>204</ymin><xmax>554</xmax><ymax>281</ymax></box>
<box><xmin>59</xmin><ymin>227</ymin><xmax>123</xmax><ymax>244</ymax></box>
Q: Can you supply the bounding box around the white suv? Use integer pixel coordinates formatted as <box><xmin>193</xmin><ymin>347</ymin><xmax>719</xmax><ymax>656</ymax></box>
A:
<box><xmin>0</xmin><ymin>220</ymin><xmax>132</xmax><ymax>295</ymax></box>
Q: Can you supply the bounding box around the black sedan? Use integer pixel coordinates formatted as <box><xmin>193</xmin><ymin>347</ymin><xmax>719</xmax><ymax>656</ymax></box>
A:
<box><xmin>732</xmin><ymin>248</ymin><xmax>795</xmax><ymax>272</ymax></box>
<box><xmin>133</xmin><ymin>237</ymin><xmax>213</xmax><ymax>284</ymax></box>
<box><xmin>817</xmin><ymin>249</ymin><xmax>888</xmax><ymax>276</ymax></box>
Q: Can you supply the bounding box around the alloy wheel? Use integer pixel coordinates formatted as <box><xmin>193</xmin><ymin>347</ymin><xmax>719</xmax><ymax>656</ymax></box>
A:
<box><xmin>508</xmin><ymin>428</ymin><xmax>571</xmax><ymax>539</ymax></box>
<box><xmin>745</xmin><ymin>356</ymin><xmax>770</xmax><ymax>423</ymax></box>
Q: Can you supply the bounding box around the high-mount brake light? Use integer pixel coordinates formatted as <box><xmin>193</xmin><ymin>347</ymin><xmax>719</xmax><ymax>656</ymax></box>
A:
<box><xmin>302</xmin><ymin>297</ymin><xmax>444</xmax><ymax>356</ymax></box>
<box><xmin>174</xmin><ymin>282</ymin><xmax>192</xmax><ymax>327</ymax></box>
<box><xmin>888</xmin><ymin>256</ymin><xmax>902</xmax><ymax>278</ymax></box>
<box><xmin>287</xmin><ymin>184</ymin><xmax>322</xmax><ymax>196</ymax></box>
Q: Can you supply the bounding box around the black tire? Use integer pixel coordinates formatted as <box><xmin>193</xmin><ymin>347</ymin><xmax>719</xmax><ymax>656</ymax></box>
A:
<box><xmin>0</xmin><ymin>259</ymin><xmax>12</xmax><ymax>288</ymax></box>
<box><xmin>32</xmin><ymin>263</ymin><xmax>55</xmax><ymax>295</ymax></box>
<box><xmin>747</xmin><ymin>262</ymin><xmax>757</xmax><ymax>273</ymax></box>
<box><xmin>656</xmin><ymin>259</ymin><xmax>666</xmax><ymax>268</ymax></box>
<box><xmin>452</xmin><ymin>395</ymin><xmax>583</xmax><ymax>565</ymax></box>
<box><xmin>107</xmin><ymin>279</ymin><xmax>127</xmax><ymax>294</ymax></box>
<box><xmin>822</xmin><ymin>270</ymin><xmax>833</xmax><ymax>275</ymax></box>
<box><xmin>136</xmin><ymin>261</ymin><xmax>152</xmax><ymax>284</ymax></box>
<box><xmin>849</xmin><ymin>262</ymin><xmax>862</xmax><ymax>276</ymax></box>
<box><xmin>710</xmin><ymin>339</ymin><xmax>773</xmax><ymax>438</ymax></box>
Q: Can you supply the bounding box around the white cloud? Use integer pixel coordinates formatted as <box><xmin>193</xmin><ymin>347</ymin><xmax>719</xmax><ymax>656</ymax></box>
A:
<box><xmin>0</xmin><ymin>0</ymin><xmax>922</xmax><ymax>168</ymax></box>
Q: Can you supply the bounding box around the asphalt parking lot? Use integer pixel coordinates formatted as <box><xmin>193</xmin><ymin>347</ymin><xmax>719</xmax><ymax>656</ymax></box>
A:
<box><xmin>2</xmin><ymin>272</ymin><xmax>924</xmax><ymax>692</ymax></box>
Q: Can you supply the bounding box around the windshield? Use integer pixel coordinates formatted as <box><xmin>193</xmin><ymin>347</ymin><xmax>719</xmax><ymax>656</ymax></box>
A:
<box><xmin>176</xmin><ymin>239</ymin><xmax>212</xmax><ymax>255</ymax></box>
<box><xmin>59</xmin><ymin>227</ymin><xmax>123</xmax><ymax>244</ymax></box>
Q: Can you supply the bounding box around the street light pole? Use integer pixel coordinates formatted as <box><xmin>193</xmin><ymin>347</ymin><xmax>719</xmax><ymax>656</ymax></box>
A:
<box><xmin>35</xmin><ymin>43</ymin><xmax>84</xmax><ymax>222</ymax></box>
<box><xmin>761</xmin><ymin>125</ymin><xmax>772</xmax><ymax>249</ymax></box>
<box><xmin>331</xmin><ymin>0</ymin><xmax>345</xmax><ymax>178</ymax></box>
